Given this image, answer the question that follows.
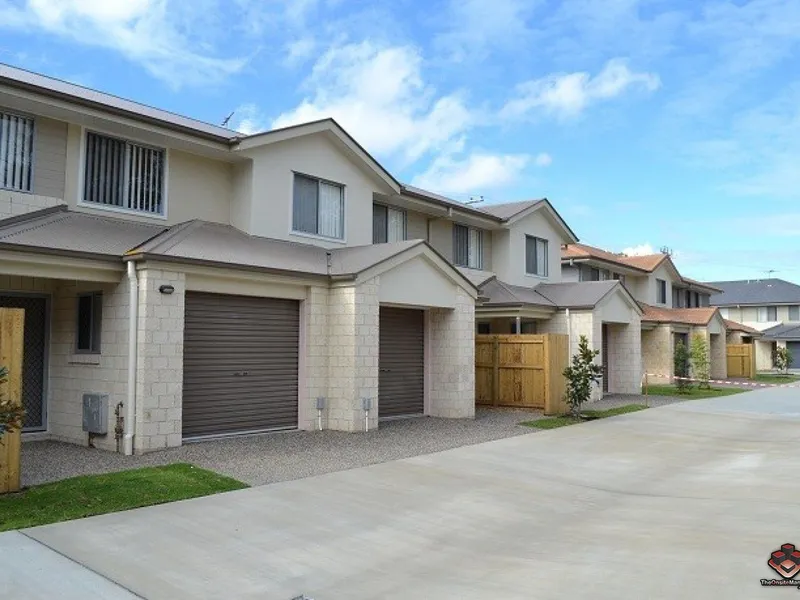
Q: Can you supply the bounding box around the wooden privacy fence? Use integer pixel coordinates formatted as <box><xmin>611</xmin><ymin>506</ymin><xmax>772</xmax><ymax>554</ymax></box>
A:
<box><xmin>476</xmin><ymin>334</ymin><xmax>569</xmax><ymax>415</ymax></box>
<box><xmin>0</xmin><ymin>308</ymin><xmax>24</xmax><ymax>494</ymax></box>
<box><xmin>727</xmin><ymin>343</ymin><xmax>755</xmax><ymax>379</ymax></box>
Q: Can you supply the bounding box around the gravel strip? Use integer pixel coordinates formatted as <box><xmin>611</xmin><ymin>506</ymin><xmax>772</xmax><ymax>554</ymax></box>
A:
<box><xmin>21</xmin><ymin>408</ymin><xmax>543</xmax><ymax>487</ymax></box>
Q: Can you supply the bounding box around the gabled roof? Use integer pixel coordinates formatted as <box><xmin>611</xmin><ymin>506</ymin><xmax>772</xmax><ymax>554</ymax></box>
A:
<box><xmin>479</xmin><ymin>279</ymin><xmax>636</xmax><ymax>311</ymax></box>
<box><xmin>561</xmin><ymin>243</ymin><xmax>650</xmax><ymax>273</ymax></box>
<box><xmin>620</xmin><ymin>254</ymin><xmax>668</xmax><ymax>271</ymax></box>
<box><xmin>709</xmin><ymin>278</ymin><xmax>800</xmax><ymax>306</ymax></box>
<box><xmin>761</xmin><ymin>323</ymin><xmax>800</xmax><ymax>341</ymax></box>
<box><xmin>0</xmin><ymin>62</ymin><xmax>236</xmax><ymax>142</ymax></box>
<box><xmin>457</xmin><ymin>268</ymin><xmax>497</xmax><ymax>288</ymax></box>
<box><xmin>640</xmin><ymin>304</ymin><xmax>720</xmax><ymax>326</ymax></box>
<box><xmin>0</xmin><ymin>204</ymin><xmax>166</xmax><ymax>259</ymax></box>
<box><xmin>478</xmin><ymin>278</ymin><xmax>556</xmax><ymax>308</ymax></box>
<box><xmin>480</xmin><ymin>200</ymin><xmax>544</xmax><ymax>220</ymax></box>
<box><xmin>724</xmin><ymin>319</ymin><xmax>762</xmax><ymax>336</ymax></box>
<box><xmin>682</xmin><ymin>276</ymin><xmax>723</xmax><ymax>294</ymax></box>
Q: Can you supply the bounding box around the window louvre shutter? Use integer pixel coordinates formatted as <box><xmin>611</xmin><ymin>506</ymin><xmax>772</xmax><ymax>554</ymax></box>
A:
<box><xmin>0</xmin><ymin>112</ymin><xmax>34</xmax><ymax>192</ymax></box>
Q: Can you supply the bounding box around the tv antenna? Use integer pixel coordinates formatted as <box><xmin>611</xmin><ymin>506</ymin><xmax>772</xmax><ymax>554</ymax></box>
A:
<box><xmin>465</xmin><ymin>195</ymin><xmax>485</xmax><ymax>205</ymax></box>
<box><xmin>221</xmin><ymin>111</ymin><xmax>235</xmax><ymax>127</ymax></box>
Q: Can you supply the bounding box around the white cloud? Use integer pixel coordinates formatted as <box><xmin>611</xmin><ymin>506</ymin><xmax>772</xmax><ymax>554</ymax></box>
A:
<box><xmin>231</xmin><ymin>103</ymin><xmax>269</xmax><ymax>135</ymax></box>
<box><xmin>501</xmin><ymin>58</ymin><xmax>660</xmax><ymax>120</ymax></box>
<box><xmin>272</xmin><ymin>41</ymin><xmax>474</xmax><ymax>163</ymax></box>
<box><xmin>285</xmin><ymin>37</ymin><xmax>316</xmax><ymax>66</ymax></box>
<box><xmin>621</xmin><ymin>243</ymin><xmax>655</xmax><ymax>256</ymax></box>
<box><xmin>411</xmin><ymin>152</ymin><xmax>529</xmax><ymax>196</ymax></box>
<box><xmin>0</xmin><ymin>0</ymin><xmax>248</xmax><ymax>87</ymax></box>
<box><xmin>534</xmin><ymin>152</ymin><xmax>552</xmax><ymax>167</ymax></box>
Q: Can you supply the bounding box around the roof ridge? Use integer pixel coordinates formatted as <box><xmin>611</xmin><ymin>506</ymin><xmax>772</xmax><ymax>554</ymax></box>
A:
<box><xmin>0</xmin><ymin>207</ymin><xmax>72</xmax><ymax>240</ymax></box>
<box><xmin>128</xmin><ymin>220</ymin><xmax>201</xmax><ymax>255</ymax></box>
<box><xmin>0</xmin><ymin>204</ymin><xmax>68</xmax><ymax>230</ymax></box>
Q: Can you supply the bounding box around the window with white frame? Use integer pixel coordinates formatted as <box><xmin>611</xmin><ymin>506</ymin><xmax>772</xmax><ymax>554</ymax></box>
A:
<box><xmin>757</xmin><ymin>306</ymin><xmax>778</xmax><ymax>322</ymax></box>
<box><xmin>76</xmin><ymin>292</ymin><xmax>102</xmax><ymax>353</ymax></box>
<box><xmin>790</xmin><ymin>306</ymin><xmax>800</xmax><ymax>321</ymax></box>
<box><xmin>453</xmin><ymin>224</ymin><xmax>484</xmax><ymax>269</ymax></box>
<box><xmin>0</xmin><ymin>110</ymin><xmax>34</xmax><ymax>192</ymax></box>
<box><xmin>657</xmin><ymin>279</ymin><xmax>667</xmax><ymax>304</ymax></box>
<box><xmin>372</xmin><ymin>204</ymin><xmax>407</xmax><ymax>244</ymax></box>
<box><xmin>83</xmin><ymin>132</ymin><xmax>165</xmax><ymax>215</ymax></box>
<box><xmin>293</xmin><ymin>173</ymin><xmax>344</xmax><ymax>239</ymax></box>
<box><xmin>525</xmin><ymin>236</ymin><xmax>548</xmax><ymax>277</ymax></box>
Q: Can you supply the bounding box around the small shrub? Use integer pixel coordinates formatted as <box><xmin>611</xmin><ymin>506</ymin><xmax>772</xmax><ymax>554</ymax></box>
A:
<box><xmin>775</xmin><ymin>346</ymin><xmax>793</xmax><ymax>375</ymax></box>
<box><xmin>563</xmin><ymin>335</ymin><xmax>603</xmax><ymax>418</ymax></box>
<box><xmin>673</xmin><ymin>340</ymin><xmax>691</xmax><ymax>393</ymax></box>
<box><xmin>690</xmin><ymin>334</ymin><xmax>711</xmax><ymax>389</ymax></box>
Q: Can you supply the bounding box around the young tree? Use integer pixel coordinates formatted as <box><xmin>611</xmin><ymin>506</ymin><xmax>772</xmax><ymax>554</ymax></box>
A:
<box><xmin>0</xmin><ymin>366</ymin><xmax>24</xmax><ymax>440</ymax></box>
<box><xmin>775</xmin><ymin>346</ymin><xmax>793</xmax><ymax>376</ymax></box>
<box><xmin>673</xmin><ymin>340</ymin><xmax>691</xmax><ymax>393</ymax></box>
<box><xmin>690</xmin><ymin>334</ymin><xmax>711</xmax><ymax>389</ymax></box>
<box><xmin>563</xmin><ymin>335</ymin><xmax>603</xmax><ymax>418</ymax></box>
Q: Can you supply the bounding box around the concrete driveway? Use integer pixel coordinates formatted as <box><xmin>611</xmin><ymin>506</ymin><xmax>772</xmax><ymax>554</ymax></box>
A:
<box><xmin>6</xmin><ymin>387</ymin><xmax>800</xmax><ymax>599</ymax></box>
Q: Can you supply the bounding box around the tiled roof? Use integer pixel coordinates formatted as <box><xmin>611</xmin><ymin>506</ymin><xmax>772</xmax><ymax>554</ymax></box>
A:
<box><xmin>479</xmin><ymin>200</ymin><xmax>544</xmax><ymax>220</ymax></box>
<box><xmin>761</xmin><ymin>323</ymin><xmax>800</xmax><ymax>340</ymax></box>
<box><xmin>723</xmin><ymin>319</ymin><xmax>761</xmax><ymax>335</ymax></box>
<box><xmin>561</xmin><ymin>243</ymin><xmax>666</xmax><ymax>272</ymax></box>
<box><xmin>709</xmin><ymin>278</ymin><xmax>800</xmax><ymax>306</ymax></box>
<box><xmin>618</xmin><ymin>253</ymin><xmax>668</xmax><ymax>271</ymax></box>
<box><xmin>640</xmin><ymin>304</ymin><xmax>720</xmax><ymax>325</ymax></box>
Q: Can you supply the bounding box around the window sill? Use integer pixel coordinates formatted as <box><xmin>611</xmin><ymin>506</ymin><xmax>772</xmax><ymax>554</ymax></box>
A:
<box><xmin>69</xmin><ymin>354</ymin><xmax>101</xmax><ymax>366</ymax></box>
<box><xmin>290</xmin><ymin>230</ymin><xmax>346</xmax><ymax>244</ymax></box>
<box><xmin>525</xmin><ymin>273</ymin><xmax>549</xmax><ymax>280</ymax></box>
<box><xmin>0</xmin><ymin>186</ymin><xmax>33</xmax><ymax>195</ymax></box>
<box><xmin>77</xmin><ymin>200</ymin><xmax>167</xmax><ymax>221</ymax></box>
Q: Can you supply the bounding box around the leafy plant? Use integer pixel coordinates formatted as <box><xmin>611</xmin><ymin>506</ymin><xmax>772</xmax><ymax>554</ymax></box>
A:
<box><xmin>775</xmin><ymin>346</ymin><xmax>794</xmax><ymax>375</ymax></box>
<box><xmin>673</xmin><ymin>340</ymin><xmax>691</xmax><ymax>393</ymax></box>
<box><xmin>562</xmin><ymin>335</ymin><xmax>603</xmax><ymax>418</ymax></box>
<box><xmin>690</xmin><ymin>334</ymin><xmax>711</xmax><ymax>389</ymax></box>
<box><xmin>0</xmin><ymin>366</ymin><xmax>24</xmax><ymax>440</ymax></box>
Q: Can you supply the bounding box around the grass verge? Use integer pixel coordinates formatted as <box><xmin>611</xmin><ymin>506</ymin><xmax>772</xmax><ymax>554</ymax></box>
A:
<box><xmin>0</xmin><ymin>463</ymin><xmax>247</xmax><ymax>532</ymax></box>
<box><xmin>520</xmin><ymin>404</ymin><xmax>648</xmax><ymax>430</ymax></box>
<box><xmin>645</xmin><ymin>385</ymin><xmax>746</xmax><ymax>399</ymax></box>
<box><xmin>753</xmin><ymin>373</ymin><xmax>800</xmax><ymax>384</ymax></box>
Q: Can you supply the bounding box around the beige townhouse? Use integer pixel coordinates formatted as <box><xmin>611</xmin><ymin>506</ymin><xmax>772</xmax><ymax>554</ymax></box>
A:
<box><xmin>0</xmin><ymin>64</ymin><xmax>486</xmax><ymax>454</ymax></box>
<box><xmin>560</xmin><ymin>243</ymin><xmax>729</xmax><ymax>384</ymax></box>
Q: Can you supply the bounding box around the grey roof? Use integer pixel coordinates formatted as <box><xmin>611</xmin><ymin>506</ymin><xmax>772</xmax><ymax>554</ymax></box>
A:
<box><xmin>478</xmin><ymin>279</ymin><xmax>556</xmax><ymax>308</ymax></box>
<box><xmin>0</xmin><ymin>62</ymin><xmax>236</xmax><ymax>141</ymax></box>
<box><xmin>536</xmin><ymin>281</ymin><xmax>621</xmax><ymax>309</ymax></box>
<box><xmin>480</xmin><ymin>200</ymin><xmax>544</xmax><ymax>220</ymax></box>
<box><xmin>0</xmin><ymin>205</ymin><xmax>166</xmax><ymax>258</ymax></box>
<box><xmin>400</xmin><ymin>184</ymin><xmax>504</xmax><ymax>221</ymax></box>
<box><xmin>761</xmin><ymin>323</ymin><xmax>800</xmax><ymax>341</ymax></box>
<box><xmin>457</xmin><ymin>268</ymin><xmax>496</xmax><ymax>288</ymax></box>
<box><xmin>709</xmin><ymin>278</ymin><xmax>800</xmax><ymax>306</ymax></box>
<box><xmin>329</xmin><ymin>240</ymin><xmax>424</xmax><ymax>275</ymax></box>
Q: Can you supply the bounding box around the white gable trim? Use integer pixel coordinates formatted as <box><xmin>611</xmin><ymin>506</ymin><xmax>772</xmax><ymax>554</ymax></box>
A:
<box><xmin>503</xmin><ymin>201</ymin><xmax>579</xmax><ymax>243</ymax></box>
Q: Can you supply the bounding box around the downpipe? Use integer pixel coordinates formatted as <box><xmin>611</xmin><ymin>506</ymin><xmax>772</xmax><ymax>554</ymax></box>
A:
<box><xmin>123</xmin><ymin>261</ymin><xmax>139</xmax><ymax>456</ymax></box>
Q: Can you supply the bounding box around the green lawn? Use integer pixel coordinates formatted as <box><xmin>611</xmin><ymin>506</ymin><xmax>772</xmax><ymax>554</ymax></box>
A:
<box><xmin>645</xmin><ymin>384</ymin><xmax>747</xmax><ymax>399</ymax></box>
<box><xmin>520</xmin><ymin>404</ymin><xmax>648</xmax><ymax>430</ymax></box>
<box><xmin>753</xmin><ymin>373</ymin><xmax>800</xmax><ymax>384</ymax></box>
<box><xmin>0</xmin><ymin>463</ymin><xmax>247</xmax><ymax>532</ymax></box>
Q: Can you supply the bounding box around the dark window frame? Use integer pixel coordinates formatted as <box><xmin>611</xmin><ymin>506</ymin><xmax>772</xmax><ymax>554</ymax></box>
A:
<box><xmin>657</xmin><ymin>279</ymin><xmax>667</xmax><ymax>304</ymax></box>
<box><xmin>292</xmin><ymin>172</ymin><xmax>345</xmax><ymax>240</ymax></box>
<box><xmin>76</xmin><ymin>292</ymin><xmax>102</xmax><ymax>354</ymax></box>
<box><xmin>525</xmin><ymin>235</ymin><xmax>549</xmax><ymax>277</ymax></box>
<box><xmin>372</xmin><ymin>203</ymin><xmax>407</xmax><ymax>244</ymax></box>
<box><xmin>452</xmin><ymin>223</ymin><xmax>484</xmax><ymax>269</ymax></box>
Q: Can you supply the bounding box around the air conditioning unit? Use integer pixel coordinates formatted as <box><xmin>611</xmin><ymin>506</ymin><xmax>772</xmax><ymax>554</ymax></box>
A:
<box><xmin>82</xmin><ymin>393</ymin><xmax>109</xmax><ymax>435</ymax></box>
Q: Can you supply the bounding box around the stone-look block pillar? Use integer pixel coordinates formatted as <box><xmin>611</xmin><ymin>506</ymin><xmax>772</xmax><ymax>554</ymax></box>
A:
<box><xmin>326</xmin><ymin>278</ymin><xmax>379</xmax><ymax>432</ymax></box>
<box><xmin>429</xmin><ymin>287</ymin><xmax>475</xmax><ymax>418</ymax></box>
<box><xmin>642</xmin><ymin>324</ymin><xmax>673</xmax><ymax>384</ymax></box>
<box><xmin>710</xmin><ymin>333</ymin><xmax>727</xmax><ymax>380</ymax></box>
<box><xmin>134</xmin><ymin>267</ymin><xmax>185</xmax><ymax>453</ymax></box>
<box><xmin>606</xmin><ymin>316</ymin><xmax>643</xmax><ymax>395</ymax></box>
<box><xmin>300</xmin><ymin>285</ymin><xmax>329</xmax><ymax>431</ymax></box>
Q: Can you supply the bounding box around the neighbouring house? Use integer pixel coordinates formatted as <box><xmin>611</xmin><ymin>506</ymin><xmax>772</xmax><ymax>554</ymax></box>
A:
<box><xmin>560</xmin><ymin>243</ymin><xmax>728</xmax><ymax>384</ymax></box>
<box><xmin>0</xmin><ymin>63</ymin><xmax>482</xmax><ymax>454</ymax></box>
<box><xmin>724</xmin><ymin>319</ymin><xmax>762</xmax><ymax>344</ymax></box>
<box><xmin>710</xmin><ymin>279</ymin><xmax>800</xmax><ymax>370</ymax></box>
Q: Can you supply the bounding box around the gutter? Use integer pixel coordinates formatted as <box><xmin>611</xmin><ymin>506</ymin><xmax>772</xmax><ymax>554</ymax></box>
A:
<box><xmin>124</xmin><ymin>261</ymin><xmax>139</xmax><ymax>456</ymax></box>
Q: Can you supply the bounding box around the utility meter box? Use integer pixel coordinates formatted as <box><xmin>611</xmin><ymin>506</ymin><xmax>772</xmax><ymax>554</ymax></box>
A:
<box><xmin>82</xmin><ymin>393</ymin><xmax>109</xmax><ymax>434</ymax></box>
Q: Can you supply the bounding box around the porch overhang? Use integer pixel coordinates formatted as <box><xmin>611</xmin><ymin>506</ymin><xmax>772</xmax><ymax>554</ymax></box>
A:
<box><xmin>475</xmin><ymin>304</ymin><xmax>557</xmax><ymax>320</ymax></box>
<box><xmin>0</xmin><ymin>249</ymin><xmax>123</xmax><ymax>282</ymax></box>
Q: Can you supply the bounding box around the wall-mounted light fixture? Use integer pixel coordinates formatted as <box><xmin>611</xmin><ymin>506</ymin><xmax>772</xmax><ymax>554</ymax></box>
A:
<box><xmin>158</xmin><ymin>284</ymin><xmax>175</xmax><ymax>295</ymax></box>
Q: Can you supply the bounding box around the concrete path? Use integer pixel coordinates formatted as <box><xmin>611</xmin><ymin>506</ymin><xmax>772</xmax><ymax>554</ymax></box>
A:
<box><xmin>12</xmin><ymin>387</ymin><xmax>800</xmax><ymax>599</ymax></box>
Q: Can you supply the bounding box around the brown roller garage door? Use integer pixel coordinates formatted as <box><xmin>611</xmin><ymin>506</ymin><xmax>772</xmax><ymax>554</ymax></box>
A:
<box><xmin>182</xmin><ymin>292</ymin><xmax>299</xmax><ymax>438</ymax></box>
<box><xmin>379</xmin><ymin>307</ymin><xmax>425</xmax><ymax>418</ymax></box>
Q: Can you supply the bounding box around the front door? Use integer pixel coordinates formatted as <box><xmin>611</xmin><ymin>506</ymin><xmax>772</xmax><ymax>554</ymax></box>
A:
<box><xmin>0</xmin><ymin>295</ymin><xmax>47</xmax><ymax>431</ymax></box>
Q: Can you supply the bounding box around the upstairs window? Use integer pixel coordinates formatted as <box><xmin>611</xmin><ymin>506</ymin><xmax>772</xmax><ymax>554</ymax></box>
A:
<box><xmin>373</xmin><ymin>204</ymin><xmax>407</xmax><ymax>243</ymax></box>
<box><xmin>758</xmin><ymin>306</ymin><xmax>778</xmax><ymax>322</ymax></box>
<box><xmin>293</xmin><ymin>173</ymin><xmax>344</xmax><ymax>239</ymax></box>
<box><xmin>76</xmin><ymin>292</ymin><xmax>102</xmax><ymax>353</ymax></box>
<box><xmin>590</xmin><ymin>268</ymin><xmax>600</xmax><ymax>281</ymax></box>
<box><xmin>525</xmin><ymin>236</ymin><xmax>548</xmax><ymax>277</ymax></box>
<box><xmin>789</xmin><ymin>306</ymin><xmax>800</xmax><ymax>321</ymax></box>
<box><xmin>657</xmin><ymin>279</ymin><xmax>667</xmax><ymax>304</ymax></box>
<box><xmin>83</xmin><ymin>132</ymin><xmax>165</xmax><ymax>215</ymax></box>
<box><xmin>453</xmin><ymin>224</ymin><xmax>484</xmax><ymax>269</ymax></box>
<box><xmin>0</xmin><ymin>110</ymin><xmax>34</xmax><ymax>192</ymax></box>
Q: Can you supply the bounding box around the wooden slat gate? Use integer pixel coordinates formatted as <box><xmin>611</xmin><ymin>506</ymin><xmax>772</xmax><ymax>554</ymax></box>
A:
<box><xmin>0</xmin><ymin>308</ymin><xmax>24</xmax><ymax>494</ymax></box>
<box><xmin>475</xmin><ymin>334</ymin><xmax>569</xmax><ymax>415</ymax></box>
<box><xmin>727</xmin><ymin>343</ymin><xmax>755</xmax><ymax>379</ymax></box>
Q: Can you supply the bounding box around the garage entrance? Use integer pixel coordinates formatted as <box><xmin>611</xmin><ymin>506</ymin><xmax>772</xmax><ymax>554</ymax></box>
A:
<box><xmin>378</xmin><ymin>307</ymin><xmax>425</xmax><ymax>418</ymax></box>
<box><xmin>788</xmin><ymin>342</ymin><xmax>800</xmax><ymax>369</ymax></box>
<box><xmin>182</xmin><ymin>292</ymin><xmax>299</xmax><ymax>439</ymax></box>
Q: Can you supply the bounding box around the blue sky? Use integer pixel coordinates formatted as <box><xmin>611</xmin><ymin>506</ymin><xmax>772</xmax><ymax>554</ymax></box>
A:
<box><xmin>1</xmin><ymin>0</ymin><xmax>798</xmax><ymax>283</ymax></box>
